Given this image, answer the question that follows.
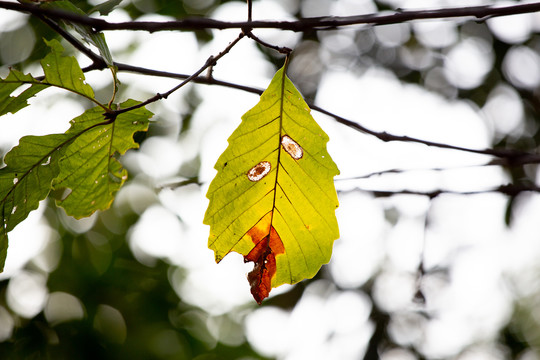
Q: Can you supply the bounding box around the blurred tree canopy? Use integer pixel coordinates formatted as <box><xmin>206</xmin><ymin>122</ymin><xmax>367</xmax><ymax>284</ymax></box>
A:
<box><xmin>2</xmin><ymin>0</ymin><xmax>540</xmax><ymax>359</ymax></box>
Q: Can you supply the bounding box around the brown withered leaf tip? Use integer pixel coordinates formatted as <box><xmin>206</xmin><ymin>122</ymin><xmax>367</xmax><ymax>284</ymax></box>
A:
<box><xmin>243</xmin><ymin>214</ymin><xmax>285</xmax><ymax>304</ymax></box>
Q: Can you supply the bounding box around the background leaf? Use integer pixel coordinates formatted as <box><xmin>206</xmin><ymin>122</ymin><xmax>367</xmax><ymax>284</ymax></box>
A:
<box><xmin>204</xmin><ymin>65</ymin><xmax>340</xmax><ymax>303</ymax></box>
<box><xmin>0</xmin><ymin>39</ymin><xmax>98</xmax><ymax>117</ymax></box>
<box><xmin>53</xmin><ymin>100</ymin><xmax>152</xmax><ymax>218</ymax></box>
<box><xmin>0</xmin><ymin>70</ymin><xmax>47</xmax><ymax>116</ymax></box>
<box><xmin>0</xmin><ymin>134</ymin><xmax>71</xmax><ymax>271</ymax></box>
<box><xmin>42</xmin><ymin>1</ymin><xmax>115</xmax><ymax>67</ymax></box>
<box><xmin>41</xmin><ymin>38</ymin><xmax>96</xmax><ymax>99</ymax></box>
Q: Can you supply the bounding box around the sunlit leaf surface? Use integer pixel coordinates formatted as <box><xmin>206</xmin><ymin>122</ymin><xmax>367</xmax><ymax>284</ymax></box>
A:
<box><xmin>54</xmin><ymin>100</ymin><xmax>151</xmax><ymax>218</ymax></box>
<box><xmin>204</xmin><ymin>65</ymin><xmax>340</xmax><ymax>303</ymax></box>
<box><xmin>0</xmin><ymin>39</ymin><xmax>97</xmax><ymax>118</ymax></box>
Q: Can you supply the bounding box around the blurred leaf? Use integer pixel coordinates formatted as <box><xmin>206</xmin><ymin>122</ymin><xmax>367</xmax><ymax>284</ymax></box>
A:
<box><xmin>0</xmin><ymin>70</ymin><xmax>47</xmax><ymax>116</ymax></box>
<box><xmin>53</xmin><ymin>100</ymin><xmax>152</xmax><ymax>218</ymax></box>
<box><xmin>41</xmin><ymin>38</ymin><xmax>96</xmax><ymax>97</ymax></box>
<box><xmin>41</xmin><ymin>1</ymin><xmax>115</xmax><ymax>68</ymax></box>
<box><xmin>0</xmin><ymin>227</ymin><xmax>7</xmax><ymax>272</ymax></box>
<box><xmin>0</xmin><ymin>38</ymin><xmax>97</xmax><ymax>116</ymax></box>
<box><xmin>204</xmin><ymin>65</ymin><xmax>340</xmax><ymax>303</ymax></box>
<box><xmin>89</xmin><ymin>0</ymin><xmax>123</xmax><ymax>16</ymax></box>
<box><xmin>0</xmin><ymin>133</ymin><xmax>71</xmax><ymax>271</ymax></box>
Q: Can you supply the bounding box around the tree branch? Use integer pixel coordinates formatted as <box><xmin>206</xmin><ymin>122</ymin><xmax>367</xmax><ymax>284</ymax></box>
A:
<box><xmin>111</xmin><ymin>33</ymin><xmax>244</xmax><ymax>116</ymax></box>
<box><xmin>2</xmin><ymin>1</ymin><xmax>540</xmax><ymax>32</ymax></box>
<box><xmin>78</xmin><ymin>60</ymin><xmax>540</xmax><ymax>164</ymax></box>
<box><xmin>28</xmin><ymin>0</ymin><xmax>539</xmax><ymax>165</ymax></box>
<box><xmin>341</xmin><ymin>183</ymin><xmax>540</xmax><ymax>199</ymax></box>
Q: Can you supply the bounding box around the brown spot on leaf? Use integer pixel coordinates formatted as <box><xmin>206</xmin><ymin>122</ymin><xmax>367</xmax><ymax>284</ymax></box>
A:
<box><xmin>281</xmin><ymin>135</ymin><xmax>303</xmax><ymax>160</ymax></box>
<box><xmin>244</xmin><ymin>214</ymin><xmax>285</xmax><ymax>304</ymax></box>
<box><xmin>247</xmin><ymin>161</ymin><xmax>271</xmax><ymax>182</ymax></box>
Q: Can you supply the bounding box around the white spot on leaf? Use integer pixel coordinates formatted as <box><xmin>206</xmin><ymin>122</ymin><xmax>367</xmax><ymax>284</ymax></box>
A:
<box><xmin>281</xmin><ymin>135</ymin><xmax>303</xmax><ymax>160</ymax></box>
<box><xmin>247</xmin><ymin>161</ymin><xmax>271</xmax><ymax>182</ymax></box>
<box><xmin>41</xmin><ymin>156</ymin><xmax>51</xmax><ymax>166</ymax></box>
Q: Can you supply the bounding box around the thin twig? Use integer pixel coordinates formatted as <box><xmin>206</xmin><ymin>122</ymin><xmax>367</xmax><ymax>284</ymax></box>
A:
<box><xmin>335</xmin><ymin>163</ymin><xmax>500</xmax><ymax>181</ymax></box>
<box><xmin>2</xmin><ymin>1</ymin><xmax>540</xmax><ymax>32</ymax></box>
<box><xmin>247</xmin><ymin>0</ymin><xmax>252</xmax><ymax>23</ymax></box>
<box><xmin>36</xmin><ymin>14</ymin><xmax>106</xmax><ymax>68</ymax></box>
<box><xmin>111</xmin><ymin>33</ymin><xmax>245</xmax><ymax>117</ymax></box>
<box><xmin>340</xmin><ymin>183</ymin><xmax>540</xmax><ymax>199</ymax></box>
<box><xmin>243</xmin><ymin>30</ymin><xmax>292</xmax><ymax>54</ymax></box>
<box><xmin>74</xmin><ymin>59</ymin><xmax>540</xmax><ymax>163</ymax></box>
<box><xmin>310</xmin><ymin>104</ymin><xmax>540</xmax><ymax>162</ymax></box>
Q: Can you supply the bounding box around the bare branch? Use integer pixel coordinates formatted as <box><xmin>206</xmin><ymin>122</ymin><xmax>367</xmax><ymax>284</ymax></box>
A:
<box><xmin>2</xmin><ymin>1</ymin><xmax>540</xmax><ymax>33</ymax></box>
<box><xmin>341</xmin><ymin>183</ymin><xmax>540</xmax><ymax>199</ymax></box>
<box><xmin>310</xmin><ymin>104</ymin><xmax>540</xmax><ymax>163</ymax></box>
<box><xmin>75</xmin><ymin>59</ymin><xmax>540</xmax><ymax>164</ymax></box>
<box><xmin>112</xmin><ymin>33</ymin><xmax>245</xmax><ymax>116</ymax></box>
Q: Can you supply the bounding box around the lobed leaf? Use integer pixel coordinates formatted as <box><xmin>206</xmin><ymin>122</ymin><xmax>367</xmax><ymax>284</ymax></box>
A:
<box><xmin>0</xmin><ymin>100</ymin><xmax>152</xmax><ymax>271</ymax></box>
<box><xmin>0</xmin><ymin>70</ymin><xmax>47</xmax><ymax>116</ymax></box>
<box><xmin>0</xmin><ymin>133</ymin><xmax>71</xmax><ymax>271</ymax></box>
<box><xmin>42</xmin><ymin>1</ymin><xmax>116</xmax><ymax>68</ymax></box>
<box><xmin>0</xmin><ymin>39</ymin><xmax>98</xmax><ymax>117</ymax></box>
<box><xmin>204</xmin><ymin>65</ymin><xmax>340</xmax><ymax>303</ymax></box>
<box><xmin>53</xmin><ymin>100</ymin><xmax>151</xmax><ymax>218</ymax></box>
<box><xmin>41</xmin><ymin>38</ymin><xmax>96</xmax><ymax>99</ymax></box>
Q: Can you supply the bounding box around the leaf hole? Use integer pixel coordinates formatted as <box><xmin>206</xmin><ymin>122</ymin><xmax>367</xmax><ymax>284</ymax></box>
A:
<box><xmin>41</xmin><ymin>156</ymin><xmax>51</xmax><ymax>166</ymax></box>
<box><xmin>247</xmin><ymin>161</ymin><xmax>271</xmax><ymax>182</ymax></box>
<box><xmin>281</xmin><ymin>135</ymin><xmax>303</xmax><ymax>160</ymax></box>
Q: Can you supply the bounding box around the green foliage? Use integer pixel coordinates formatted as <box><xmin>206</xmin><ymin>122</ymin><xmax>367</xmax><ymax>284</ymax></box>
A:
<box><xmin>54</xmin><ymin>102</ymin><xmax>151</xmax><ymax>218</ymax></box>
<box><xmin>204</xmin><ymin>65</ymin><xmax>340</xmax><ymax>303</ymax></box>
<box><xmin>0</xmin><ymin>39</ymin><xmax>151</xmax><ymax>272</ymax></box>
<box><xmin>0</xmin><ymin>70</ymin><xmax>47</xmax><ymax>116</ymax></box>
<box><xmin>42</xmin><ymin>1</ymin><xmax>115</xmax><ymax>67</ymax></box>
<box><xmin>0</xmin><ymin>38</ymin><xmax>99</xmax><ymax>115</ymax></box>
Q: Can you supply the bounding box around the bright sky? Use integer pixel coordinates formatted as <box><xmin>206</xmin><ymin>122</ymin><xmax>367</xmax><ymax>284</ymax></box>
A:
<box><xmin>2</xmin><ymin>0</ymin><xmax>540</xmax><ymax>359</ymax></box>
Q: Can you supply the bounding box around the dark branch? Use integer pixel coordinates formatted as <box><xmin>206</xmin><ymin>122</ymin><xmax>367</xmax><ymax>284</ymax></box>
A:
<box><xmin>310</xmin><ymin>104</ymin><xmax>540</xmax><ymax>162</ymax></box>
<box><xmin>29</xmin><ymin>0</ymin><xmax>539</xmax><ymax>164</ymax></box>
<box><xmin>112</xmin><ymin>33</ymin><xmax>245</xmax><ymax>116</ymax></box>
<box><xmin>77</xmin><ymin>60</ymin><xmax>540</xmax><ymax>164</ymax></box>
<box><xmin>2</xmin><ymin>1</ymin><xmax>540</xmax><ymax>32</ymax></box>
<box><xmin>341</xmin><ymin>183</ymin><xmax>540</xmax><ymax>199</ymax></box>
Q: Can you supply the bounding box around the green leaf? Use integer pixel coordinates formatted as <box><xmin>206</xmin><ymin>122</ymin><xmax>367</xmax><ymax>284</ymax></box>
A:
<box><xmin>89</xmin><ymin>0</ymin><xmax>124</xmax><ymax>16</ymax></box>
<box><xmin>0</xmin><ymin>228</ymin><xmax>7</xmax><ymax>272</ymax></box>
<box><xmin>0</xmin><ymin>39</ymin><xmax>99</xmax><ymax>116</ymax></box>
<box><xmin>53</xmin><ymin>100</ymin><xmax>152</xmax><ymax>218</ymax></box>
<box><xmin>42</xmin><ymin>1</ymin><xmax>115</xmax><ymax>67</ymax></box>
<box><xmin>0</xmin><ymin>133</ymin><xmax>72</xmax><ymax>271</ymax></box>
<box><xmin>0</xmin><ymin>70</ymin><xmax>47</xmax><ymax>116</ymax></box>
<box><xmin>0</xmin><ymin>100</ymin><xmax>151</xmax><ymax>272</ymax></box>
<box><xmin>204</xmin><ymin>65</ymin><xmax>340</xmax><ymax>303</ymax></box>
<box><xmin>41</xmin><ymin>38</ymin><xmax>96</xmax><ymax>99</ymax></box>
<box><xmin>0</xmin><ymin>134</ymin><xmax>70</xmax><ymax>231</ymax></box>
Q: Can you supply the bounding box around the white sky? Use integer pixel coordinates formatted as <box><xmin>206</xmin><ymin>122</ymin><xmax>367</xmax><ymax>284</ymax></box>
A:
<box><xmin>2</xmin><ymin>0</ymin><xmax>540</xmax><ymax>358</ymax></box>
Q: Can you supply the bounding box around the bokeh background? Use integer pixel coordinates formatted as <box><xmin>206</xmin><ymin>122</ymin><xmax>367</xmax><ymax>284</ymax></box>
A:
<box><xmin>2</xmin><ymin>0</ymin><xmax>540</xmax><ymax>359</ymax></box>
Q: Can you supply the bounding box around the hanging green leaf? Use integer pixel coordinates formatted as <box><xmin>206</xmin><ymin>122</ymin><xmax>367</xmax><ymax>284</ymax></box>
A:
<box><xmin>41</xmin><ymin>38</ymin><xmax>96</xmax><ymax>100</ymax></box>
<box><xmin>53</xmin><ymin>100</ymin><xmax>151</xmax><ymax>218</ymax></box>
<box><xmin>0</xmin><ymin>99</ymin><xmax>151</xmax><ymax>271</ymax></box>
<box><xmin>204</xmin><ymin>64</ymin><xmax>340</xmax><ymax>303</ymax></box>
<box><xmin>89</xmin><ymin>0</ymin><xmax>124</xmax><ymax>16</ymax></box>
<box><xmin>41</xmin><ymin>1</ymin><xmax>116</xmax><ymax>68</ymax></box>
<box><xmin>0</xmin><ymin>133</ymin><xmax>71</xmax><ymax>272</ymax></box>
<box><xmin>0</xmin><ymin>39</ymin><xmax>100</xmax><ymax>116</ymax></box>
<box><xmin>0</xmin><ymin>70</ymin><xmax>47</xmax><ymax>116</ymax></box>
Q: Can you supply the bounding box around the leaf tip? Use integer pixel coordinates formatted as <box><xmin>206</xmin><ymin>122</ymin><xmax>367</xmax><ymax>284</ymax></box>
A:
<box><xmin>244</xmin><ymin>225</ymin><xmax>285</xmax><ymax>304</ymax></box>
